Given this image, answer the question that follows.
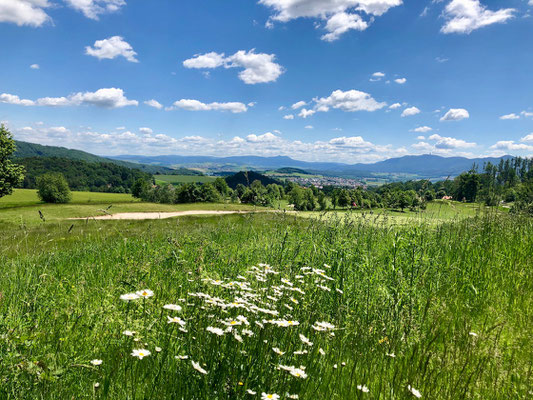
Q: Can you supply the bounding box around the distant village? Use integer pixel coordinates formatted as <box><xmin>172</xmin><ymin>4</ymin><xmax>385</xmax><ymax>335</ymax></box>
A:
<box><xmin>283</xmin><ymin>175</ymin><xmax>365</xmax><ymax>189</ymax></box>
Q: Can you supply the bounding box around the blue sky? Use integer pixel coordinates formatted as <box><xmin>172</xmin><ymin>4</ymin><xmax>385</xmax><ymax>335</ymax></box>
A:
<box><xmin>1</xmin><ymin>0</ymin><xmax>532</xmax><ymax>163</ymax></box>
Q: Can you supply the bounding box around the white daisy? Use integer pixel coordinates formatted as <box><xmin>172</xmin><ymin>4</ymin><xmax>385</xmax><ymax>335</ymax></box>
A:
<box><xmin>136</xmin><ymin>289</ymin><xmax>154</xmax><ymax>298</ymax></box>
<box><xmin>299</xmin><ymin>334</ymin><xmax>313</xmax><ymax>346</ymax></box>
<box><xmin>167</xmin><ymin>316</ymin><xmax>186</xmax><ymax>327</ymax></box>
<box><xmin>122</xmin><ymin>330</ymin><xmax>135</xmax><ymax>336</ymax></box>
<box><xmin>131</xmin><ymin>349</ymin><xmax>151</xmax><ymax>359</ymax></box>
<box><xmin>90</xmin><ymin>359</ymin><xmax>102</xmax><ymax>366</ymax></box>
<box><xmin>120</xmin><ymin>293</ymin><xmax>139</xmax><ymax>301</ymax></box>
<box><xmin>272</xmin><ymin>347</ymin><xmax>285</xmax><ymax>355</ymax></box>
<box><xmin>163</xmin><ymin>304</ymin><xmax>182</xmax><ymax>311</ymax></box>
<box><xmin>408</xmin><ymin>385</ymin><xmax>422</xmax><ymax>398</ymax></box>
<box><xmin>191</xmin><ymin>360</ymin><xmax>208</xmax><ymax>375</ymax></box>
<box><xmin>357</xmin><ymin>385</ymin><xmax>369</xmax><ymax>393</ymax></box>
<box><xmin>261</xmin><ymin>393</ymin><xmax>280</xmax><ymax>400</ymax></box>
<box><xmin>206</xmin><ymin>326</ymin><xmax>225</xmax><ymax>336</ymax></box>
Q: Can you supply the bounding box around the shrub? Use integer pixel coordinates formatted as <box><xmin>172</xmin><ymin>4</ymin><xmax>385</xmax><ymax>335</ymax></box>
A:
<box><xmin>36</xmin><ymin>173</ymin><xmax>72</xmax><ymax>203</ymax></box>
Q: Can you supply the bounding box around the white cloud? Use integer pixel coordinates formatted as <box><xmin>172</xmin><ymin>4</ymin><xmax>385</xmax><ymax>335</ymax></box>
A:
<box><xmin>428</xmin><ymin>133</ymin><xmax>476</xmax><ymax>149</ymax></box>
<box><xmin>283</xmin><ymin>114</ymin><xmax>295</xmax><ymax>119</ymax></box>
<box><xmin>0</xmin><ymin>0</ymin><xmax>51</xmax><ymax>27</ymax></box>
<box><xmin>85</xmin><ymin>36</ymin><xmax>138</xmax><ymax>62</ymax></box>
<box><xmin>183</xmin><ymin>49</ymin><xmax>283</xmax><ymax>84</ymax></box>
<box><xmin>389</xmin><ymin>102</ymin><xmax>401</xmax><ymax>109</ymax></box>
<box><xmin>412</xmin><ymin>126</ymin><xmax>432</xmax><ymax>133</ymax></box>
<box><xmin>170</xmin><ymin>99</ymin><xmax>247</xmax><ymax>113</ymax></box>
<box><xmin>139</xmin><ymin>127</ymin><xmax>152</xmax><ymax>134</ymax></box>
<box><xmin>313</xmin><ymin>89</ymin><xmax>386</xmax><ymax>113</ymax></box>
<box><xmin>499</xmin><ymin>113</ymin><xmax>520</xmax><ymax>120</ymax></box>
<box><xmin>435</xmin><ymin>56</ymin><xmax>449</xmax><ymax>63</ymax></box>
<box><xmin>246</xmin><ymin>132</ymin><xmax>279</xmax><ymax>142</ymax></box>
<box><xmin>372</xmin><ymin>71</ymin><xmax>385</xmax><ymax>77</ymax></box>
<box><xmin>30</xmin><ymin>63</ymin><xmax>39</xmax><ymax>69</ymax></box>
<box><xmin>440</xmin><ymin>108</ymin><xmax>469</xmax><ymax>121</ymax></box>
<box><xmin>401</xmin><ymin>106</ymin><xmax>420</xmax><ymax>117</ymax></box>
<box><xmin>183</xmin><ymin>52</ymin><xmax>226</xmax><ymax>69</ymax></box>
<box><xmin>394</xmin><ymin>77</ymin><xmax>407</xmax><ymax>84</ymax></box>
<box><xmin>305</xmin><ymin>125</ymin><xmax>314</xmax><ymax>129</ymax></box>
<box><xmin>144</xmin><ymin>99</ymin><xmax>163</xmax><ymax>109</ymax></box>
<box><xmin>0</xmin><ymin>93</ymin><xmax>35</xmax><ymax>106</ymax></box>
<box><xmin>416</xmin><ymin>135</ymin><xmax>426</xmax><ymax>140</ymax></box>
<box><xmin>490</xmin><ymin>140</ymin><xmax>533</xmax><ymax>152</ymax></box>
<box><xmin>2</xmin><ymin>88</ymin><xmax>137</xmax><ymax>108</ymax></box>
<box><xmin>64</xmin><ymin>0</ymin><xmax>126</xmax><ymax>20</ymax></box>
<box><xmin>441</xmin><ymin>0</ymin><xmax>515</xmax><ymax>34</ymax></box>
<box><xmin>298</xmin><ymin>108</ymin><xmax>316</xmax><ymax>118</ymax></box>
<box><xmin>259</xmin><ymin>0</ymin><xmax>402</xmax><ymax>41</ymax></box>
<box><xmin>520</xmin><ymin>133</ymin><xmax>533</xmax><ymax>143</ymax></box>
<box><xmin>321</xmin><ymin>12</ymin><xmax>369</xmax><ymax>42</ymax></box>
<box><xmin>291</xmin><ymin>100</ymin><xmax>306</xmax><ymax>109</ymax></box>
<box><xmin>521</xmin><ymin>111</ymin><xmax>533</xmax><ymax>118</ymax></box>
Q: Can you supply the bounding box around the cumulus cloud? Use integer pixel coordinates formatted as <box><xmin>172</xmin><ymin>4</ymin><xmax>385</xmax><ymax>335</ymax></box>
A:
<box><xmin>0</xmin><ymin>93</ymin><xmax>35</xmax><ymax>106</ymax></box>
<box><xmin>321</xmin><ymin>12</ymin><xmax>369</xmax><ymax>41</ymax></box>
<box><xmin>520</xmin><ymin>133</ymin><xmax>533</xmax><ymax>143</ymax></box>
<box><xmin>412</xmin><ymin>126</ymin><xmax>432</xmax><ymax>133</ymax></box>
<box><xmin>298</xmin><ymin>108</ymin><xmax>316</xmax><ymax>118</ymax></box>
<box><xmin>246</xmin><ymin>132</ymin><xmax>279</xmax><ymax>142</ymax></box>
<box><xmin>259</xmin><ymin>0</ymin><xmax>402</xmax><ymax>41</ymax></box>
<box><xmin>440</xmin><ymin>108</ymin><xmax>469</xmax><ymax>121</ymax></box>
<box><xmin>30</xmin><ymin>63</ymin><xmax>39</xmax><ymax>69</ymax></box>
<box><xmin>490</xmin><ymin>140</ymin><xmax>533</xmax><ymax>152</ymax></box>
<box><xmin>64</xmin><ymin>0</ymin><xmax>126</xmax><ymax>20</ymax></box>
<box><xmin>441</xmin><ymin>0</ymin><xmax>515</xmax><ymax>34</ymax></box>
<box><xmin>401</xmin><ymin>106</ymin><xmax>420</xmax><ymax>117</ymax></box>
<box><xmin>1</xmin><ymin>88</ymin><xmax>137</xmax><ymax>108</ymax></box>
<box><xmin>144</xmin><ymin>99</ymin><xmax>163</xmax><ymax>109</ymax></box>
<box><xmin>0</xmin><ymin>0</ymin><xmax>51</xmax><ymax>27</ymax></box>
<box><xmin>394</xmin><ymin>77</ymin><xmax>407</xmax><ymax>84</ymax></box>
<box><xmin>291</xmin><ymin>100</ymin><xmax>306</xmax><ymax>109</ymax></box>
<box><xmin>521</xmin><ymin>111</ymin><xmax>533</xmax><ymax>118</ymax></box>
<box><xmin>169</xmin><ymin>99</ymin><xmax>247</xmax><ymax>113</ymax></box>
<box><xmin>283</xmin><ymin>114</ymin><xmax>295</xmax><ymax>119</ymax></box>
<box><xmin>389</xmin><ymin>103</ymin><xmax>401</xmax><ymax>109</ymax></box>
<box><xmin>183</xmin><ymin>49</ymin><xmax>283</xmax><ymax>84</ymax></box>
<box><xmin>313</xmin><ymin>89</ymin><xmax>386</xmax><ymax>113</ymax></box>
<box><xmin>139</xmin><ymin>127</ymin><xmax>153</xmax><ymax>134</ymax></box>
<box><xmin>499</xmin><ymin>113</ymin><xmax>520</xmax><ymax>120</ymax></box>
<box><xmin>85</xmin><ymin>36</ymin><xmax>138</xmax><ymax>62</ymax></box>
<box><xmin>370</xmin><ymin>71</ymin><xmax>385</xmax><ymax>82</ymax></box>
<box><xmin>305</xmin><ymin>125</ymin><xmax>313</xmax><ymax>129</ymax></box>
<box><xmin>428</xmin><ymin>133</ymin><xmax>476</xmax><ymax>149</ymax></box>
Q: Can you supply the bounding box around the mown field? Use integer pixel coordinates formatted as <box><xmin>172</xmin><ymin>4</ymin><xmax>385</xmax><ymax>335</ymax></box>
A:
<box><xmin>0</xmin><ymin>192</ymin><xmax>531</xmax><ymax>399</ymax></box>
<box><xmin>155</xmin><ymin>174</ymin><xmax>216</xmax><ymax>185</ymax></box>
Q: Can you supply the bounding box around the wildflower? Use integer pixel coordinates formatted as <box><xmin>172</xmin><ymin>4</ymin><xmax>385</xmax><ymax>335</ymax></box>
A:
<box><xmin>408</xmin><ymin>385</ymin><xmax>422</xmax><ymax>398</ymax></box>
<box><xmin>386</xmin><ymin>352</ymin><xmax>396</xmax><ymax>358</ymax></box>
<box><xmin>312</xmin><ymin>321</ymin><xmax>335</xmax><ymax>332</ymax></box>
<box><xmin>284</xmin><ymin>304</ymin><xmax>294</xmax><ymax>311</ymax></box>
<box><xmin>206</xmin><ymin>326</ymin><xmax>225</xmax><ymax>336</ymax></box>
<box><xmin>281</xmin><ymin>278</ymin><xmax>293</xmax><ymax>286</ymax></box>
<box><xmin>357</xmin><ymin>385</ymin><xmax>369</xmax><ymax>393</ymax></box>
<box><xmin>317</xmin><ymin>285</ymin><xmax>331</xmax><ymax>292</ymax></box>
<box><xmin>163</xmin><ymin>304</ymin><xmax>182</xmax><ymax>311</ymax></box>
<box><xmin>238</xmin><ymin>382</ymin><xmax>244</xmax><ymax>386</ymax></box>
<box><xmin>333</xmin><ymin>364</ymin><xmax>338</xmax><ymax>369</ymax></box>
<box><xmin>237</xmin><ymin>315</ymin><xmax>250</xmax><ymax>325</ymax></box>
<box><xmin>242</xmin><ymin>329</ymin><xmax>254</xmax><ymax>336</ymax></box>
<box><xmin>290</xmin><ymin>297</ymin><xmax>299</xmax><ymax>304</ymax></box>
<box><xmin>131</xmin><ymin>349</ymin><xmax>151</xmax><ymax>359</ymax></box>
<box><xmin>94</xmin><ymin>382</ymin><xmax>100</xmax><ymax>388</ymax></box>
<box><xmin>336</xmin><ymin>288</ymin><xmax>344</xmax><ymax>294</ymax></box>
<box><xmin>234</xmin><ymin>333</ymin><xmax>243</xmax><ymax>343</ymax></box>
<box><xmin>288</xmin><ymin>395</ymin><xmax>299</xmax><ymax>399</ymax></box>
<box><xmin>123</xmin><ymin>330</ymin><xmax>135</xmax><ymax>336</ymax></box>
<box><xmin>272</xmin><ymin>347</ymin><xmax>285</xmax><ymax>355</ymax></box>
<box><xmin>261</xmin><ymin>393</ymin><xmax>280</xmax><ymax>400</ymax></box>
<box><xmin>175</xmin><ymin>355</ymin><xmax>188</xmax><ymax>360</ymax></box>
<box><xmin>120</xmin><ymin>293</ymin><xmax>140</xmax><ymax>301</ymax></box>
<box><xmin>319</xmin><ymin>348</ymin><xmax>326</xmax><ymax>356</ymax></box>
<box><xmin>247</xmin><ymin>389</ymin><xmax>257</xmax><ymax>395</ymax></box>
<box><xmin>167</xmin><ymin>316</ymin><xmax>186</xmax><ymax>327</ymax></box>
<box><xmin>278</xmin><ymin>365</ymin><xmax>307</xmax><ymax>379</ymax></box>
<box><xmin>155</xmin><ymin>347</ymin><xmax>162</xmax><ymax>352</ymax></box>
<box><xmin>294</xmin><ymin>350</ymin><xmax>308</xmax><ymax>355</ymax></box>
<box><xmin>469</xmin><ymin>332</ymin><xmax>478</xmax><ymax>337</ymax></box>
<box><xmin>90</xmin><ymin>359</ymin><xmax>102</xmax><ymax>366</ymax></box>
<box><xmin>191</xmin><ymin>360</ymin><xmax>208</xmax><ymax>375</ymax></box>
<box><xmin>299</xmin><ymin>334</ymin><xmax>313</xmax><ymax>346</ymax></box>
<box><xmin>136</xmin><ymin>289</ymin><xmax>154</xmax><ymax>298</ymax></box>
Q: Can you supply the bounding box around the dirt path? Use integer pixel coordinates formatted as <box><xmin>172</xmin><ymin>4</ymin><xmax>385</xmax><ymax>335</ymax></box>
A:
<box><xmin>70</xmin><ymin>210</ymin><xmax>254</xmax><ymax>220</ymax></box>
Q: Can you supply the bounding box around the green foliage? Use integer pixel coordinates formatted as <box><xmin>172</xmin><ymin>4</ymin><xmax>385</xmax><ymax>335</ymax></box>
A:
<box><xmin>18</xmin><ymin>157</ymin><xmax>152</xmax><ymax>193</ymax></box>
<box><xmin>225</xmin><ymin>171</ymin><xmax>280</xmax><ymax>189</ymax></box>
<box><xmin>36</xmin><ymin>172</ymin><xmax>72</xmax><ymax>203</ymax></box>
<box><xmin>0</xmin><ymin>125</ymin><xmax>25</xmax><ymax>198</ymax></box>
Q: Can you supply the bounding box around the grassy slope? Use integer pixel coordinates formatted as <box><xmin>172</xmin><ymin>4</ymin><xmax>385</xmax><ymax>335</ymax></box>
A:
<box><xmin>0</xmin><ymin>189</ymin><xmax>257</xmax><ymax>225</ymax></box>
<box><xmin>0</xmin><ymin>213</ymin><xmax>531</xmax><ymax>399</ymax></box>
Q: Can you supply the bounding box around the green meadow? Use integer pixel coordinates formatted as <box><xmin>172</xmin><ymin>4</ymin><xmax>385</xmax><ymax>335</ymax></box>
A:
<box><xmin>0</xmin><ymin>191</ymin><xmax>531</xmax><ymax>399</ymax></box>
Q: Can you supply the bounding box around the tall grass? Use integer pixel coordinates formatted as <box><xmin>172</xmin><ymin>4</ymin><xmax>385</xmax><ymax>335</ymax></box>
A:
<box><xmin>0</xmin><ymin>213</ymin><xmax>531</xmax><ymax>399</ymax></box>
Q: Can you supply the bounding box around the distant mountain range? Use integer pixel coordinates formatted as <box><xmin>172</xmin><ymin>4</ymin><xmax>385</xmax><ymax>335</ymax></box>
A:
<box><xmin>109</xmin><ymin>153</ymin><xmax>513</xmax><ymax>179</ymax></box>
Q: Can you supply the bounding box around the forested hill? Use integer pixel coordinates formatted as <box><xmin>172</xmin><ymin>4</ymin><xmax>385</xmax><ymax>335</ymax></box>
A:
<box><xmin>14</xmin><ymin>141</ymin><xmax>175</xmax><ymax>174</ymax></box>
<box><xmin>225</xmin><ymin>171</ymin><xmax>280</xmax><ymax>189</ymax></box>
<box><xmin>17</xmin><ymin>157</ymin><xmax>153</xmax><ymax>193</ymax></box>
